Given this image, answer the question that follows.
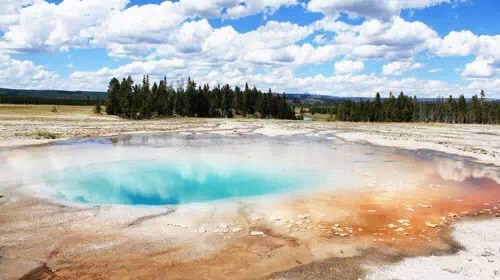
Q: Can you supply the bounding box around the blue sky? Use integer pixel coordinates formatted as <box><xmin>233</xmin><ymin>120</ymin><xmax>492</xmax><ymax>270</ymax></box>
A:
<box><xmin>0</xmin><ymin>0</ymin><xmax>499</xmax><ymax>97</ymax></box>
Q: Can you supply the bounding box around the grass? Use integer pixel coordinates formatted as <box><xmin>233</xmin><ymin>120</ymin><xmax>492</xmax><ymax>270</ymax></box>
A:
<box><xmin>301</xmin><ymin>112</ymin><xmax>336</xmax><ymax>121</ymax></box>
<box><xmin>32</xmin><ymin>131</ymin><xmax>60</xmax><ymax>139</ymax></box>
<box><xmin>0</xmin><ymin>104</ymin><xmax>95</xmax><ymax>116</ymax></box>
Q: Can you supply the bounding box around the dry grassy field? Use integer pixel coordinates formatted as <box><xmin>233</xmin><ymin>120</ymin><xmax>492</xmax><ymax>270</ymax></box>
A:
<box><xmin>0</xmin><ymin>104</ymin><xmax>213</xmax><ymax>146</ymax></box>
<box><xmin>0</xmin><ymin>104</ymin><xmax>95</xmax><ymax>116</ymax></box>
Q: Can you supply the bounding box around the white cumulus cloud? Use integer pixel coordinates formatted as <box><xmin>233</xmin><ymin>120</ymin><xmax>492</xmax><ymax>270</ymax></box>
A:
<box><xmin>323</xmin><ymin>17</ymin><xmax>440</xmax><ymax>61</ymax></box>
<box><xmin>0</xmin><ymin>54</ymin><xmax>62</xmax><ymax>89</ymax></box>
<box><xmin>334</xmin><ymin>59</ymin><xmax>365</xmax><ymax>75</ymax></box>
<box><xmin>308</xmin><ymin>0</ymin><xmax>450</xmax><ymax>20</ymax></box>
<box><xmin>1</xmin><ymin>0</ymin><xmax>129</xmax><ymax>52</ymax></box>
<box><xmin>0</xmin><ymin>0</ymin><xmax>498</xmax><ymax>98</ymax></box>
<box><xmin>382</xmin><ymin>61</ymin><xmax>423</xmax><ymax>76</ymax></box>
<box><xmin>225</xmin><ymin>0</ymin><xmax>298</xmax><ymax>19</ymax></box>
<box><xmin>462</xmin><ymin>56</ymin><xmax>498</xmax><ymax>79</ymax></box>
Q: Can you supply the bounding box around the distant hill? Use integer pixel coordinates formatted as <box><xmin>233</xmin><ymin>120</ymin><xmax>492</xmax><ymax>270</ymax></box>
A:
<box><xmin>286</xmin><ymin>92</ymin><xmax>442</xmax><ymax>105</ymax></box>
<box><xmin>287</xmin><ymin>92</ymin><xmax>499</xmax><ymax>105</ymax></box>
<box><xmin>286</xmin><ymin>93</ymin><xmax>370</xmax><ymax>105</ymax></box>
<box><xmin>0</xmin><ymin>88</ymin><xmax>106</xmax><ymax>100</ymax></box>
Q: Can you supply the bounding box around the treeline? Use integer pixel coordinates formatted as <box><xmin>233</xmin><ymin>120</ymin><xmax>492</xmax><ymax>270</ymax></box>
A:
<box><xmin>331</xmin><ymin>91</ymin><xmax>499</xmax><ymax>124</ymax></box>
<box><xmin>105</xmin><ymin>76</ymin><xmax>296</xmax><ymax>120</ymax></box>
<box><xmin>0</xmin><ymin>94</ymin><xmax>99</xmax><ymax>106</ymax></box>
<box><xmin>309</xmin><ymin>106</ymin><xmax>337</xmax><ymax>115</ymax></box>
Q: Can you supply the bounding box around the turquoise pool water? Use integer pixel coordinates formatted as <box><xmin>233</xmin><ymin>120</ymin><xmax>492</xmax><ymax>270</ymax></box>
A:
<box><xmin>3</xmin><ymin>132</ymin><xmax>497</xmax><ymax>207</ymax></box>
<box><xmin>44</xmin><ymin>160</ymin><xmax>320</xmax><ymax>205</ymax></box>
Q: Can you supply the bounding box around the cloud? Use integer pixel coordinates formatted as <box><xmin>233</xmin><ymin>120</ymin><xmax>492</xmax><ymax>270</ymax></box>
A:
<box><xmin>178</xmin><ymin>0</ymin><xmax>236</xmax><ymax>18</ymax></box>
<box><xmin>435</xmin><ymin>31</ymin><xmax>500</xmax><ymax>59</ymax></box>
<box><xmin>0</xmin><ymin>0</ymin><xmax>453</xmax><ymax>65</ymax></box>
<box><xmin>0</xmin><ymin>54</ymin><xmax>62</xmax><ymax>89</ymax></box>
<box><xmin>70</xmin><ymin>58</ymin><xmax>185</xmax><ymax>79</ymax></box>
<box><xmin>307</xmin><ymin>0</ymin><xmax>450</xmax><ymax>20</ymax></box>
<box><xmin>200</xmin><ymin>21</ymin><xmax>315</xmax><ymax>66</ymax></box>
<box><xmin>67</xmin><ymin>58</ymin><xmax>187</xmax><ymax>91</ymax></box>
<box><xmin>467</xmin><ymin>78</ymin><xmax>500</xmax><ymax>96</ymax></box>
<box><xmin>0</xmin><ymin>0</ymin><xmax>298</xmax><ymax>56</ymax></box>
<box><xmin>0</xmin><ymin>0</ymin><xmax>498</xmax><ymax>98</ymax></box>
<box><xmin>198</xmin><ymin>67</ymin><xmax>465</xmax><ymax>98</ymax></box>
<box><xmin>60</xmin><ymin>56</ymin><xmax>470</xmax><ymax>98</ymax></box>
<box><xmin>382</xmin><ymin>61</ymin><xmax>423</xmax><ymax>76</ymax></box>
<box><xmin>0</xmin><ymin>51</ymin><xmax>485</xmax><ymax>98</ymax></box>
<box><xmin>225</xmin><ymin>0</ymin><xmax>298</xmax><ymax>19</ymax></box>
<box><xmin>435</xmin><ymin>30</ymin><xmax>479</xmax><ymax>56</ymax></box>
<box><xmin>201</xmin><ymin>26</ymin><xmax>240</xmax><ymax>62</ymax></box>
<box><xmin>97</xmin><ymin>14</ymin><xmax>313</xmax><ymax>60</ymax></box>
<box><xmin>334</xmin><ymin>59</ymin><xmax>364</xmax><ymax>75</ymax></box>
<box><xmin>321</xmin><ymin>17</ymin><xmax>440</xmax><ymax>61</ymax></box>
<box><xmin>170</xmin><ymin>20</ymin><xmax>214</xmax><ymax>54</ymax></box>
<box><xmin>313</xmin><ymin>35</ymin><xmax>328</xmax><ymax>45</ymax></box>
<box><xmin>89</xmin><ymin>1</ymin><xmax>189</xmax><ymax>58</ymax></box>
<box><xmin>1</xmin><ymin>0</ymin><xmax>129</xmax><ymax>52</ymax></box>
<box><xmin>0</xmin><ymin>0</ymin><xmax>35</xmax><ymax>31</ymax></box>
<box><xmin>462</xmin><ymin>56</ymin><xmax>498</xmax><ymax>79</ymax></box>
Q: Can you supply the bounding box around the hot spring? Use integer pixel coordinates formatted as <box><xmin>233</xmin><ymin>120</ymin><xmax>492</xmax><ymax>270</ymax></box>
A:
<box><xmin>42</xmin><ymin>159</ymin><xmax>322</xmax><ymax>205</ymax></box>
<box><xmin>1</xmin><ymin>132</ymin><xmax>497</xmax><ymax>207</ymax></box>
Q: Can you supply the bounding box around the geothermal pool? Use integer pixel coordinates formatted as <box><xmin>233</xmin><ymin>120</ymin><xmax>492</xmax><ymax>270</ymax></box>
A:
<box><xmin>42</xmin><ymin>159</ymin><xmax>322</xmax><ymax>205</ymax></box>
<box><xmin>1</xmin><ymin>129</ymin><xmax>499</xmax><ymax>280</ymax></box>
<box><xmin>0</xmin><ymin>131</ymin><xmax>498</xmax><ymax>206</ymax></box>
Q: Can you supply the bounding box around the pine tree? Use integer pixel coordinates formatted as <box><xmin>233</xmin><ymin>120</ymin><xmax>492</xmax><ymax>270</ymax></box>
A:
<box><xmin>268</xmin><ymin>89</ymin><xmax>278</xmax><ymax>118</ymax></box>
<box><xmin>105</xmin><ymin>78</ymin><xmax>120</xmax><ymax>115</ymax></box>
<box><xmin>210</xmin><ymin>84</ymin><xmax>222</xmax><ymax>117</ymax></box>
<box><xmin>373</xmin><ymin>92</ymin><xmax>382</xmax><ymax>121</ymax></box>
<box><xmin>246</xmin><ymin>86</ymin><xmax>258</xmax><ymax>116</ymax></box>
<box><xmin>457</xmin><ymin>95</ymin><xmax>467</xmax><ymax>123</ymax></box>
<box><xmin>221</xmin><ymin>84</ymin><xmax>233</xmax><ymax>118</ymax></box>
<box><xmin>385</xmin><ymin>91</ymin><xmax>396</xmax><ymax>121</ymax></box>
<box><xmin>480</xmin><ymin>90</ymin><xmax>486</xmax><ymax>123</ymax></box>
<box><xmin>139</xmin><ymin>75</ymin><xmax>152</xmax><ymax>118</ymax></box>
<box><xmin>198</xmin><ymin>84</ymin><xmax>210</xmax><ymax>117</ymax></box>
<box><xmin>94</xmin><ymin>98</ymin><xmax>102</xmax><ymax>114</ymax></box>
<box><xmin>175</xmin><ymin>81</ymin><xmax>186</xmax><ymax>116</ymax></box>
<box><xmin>166</xmin><ymin>82</ymin><xmax>175</xmax><ymax>116</ymax></box>
<box><xmin>157</xmin><ymin>78</ymin><xmax>168</xmax><ymax>117</ymax></box>
<box><xmin>118</xmin><ymin>77</ymin><xmax>132</xmax><ymax>117</ymax></box>
<box><xmin>151</xmin><ymin>81</ymin><xmax>158</xmax><ymax>116</ymax></box>
<box><xmin>233</xmin><ymin>86</ymin><xmax>243</xmax><ymax>115</ymax></box>
<box><xmin>129</xmin><ymin>84</ymin><xmax>140</xmax><ymax>118</ymax></box>
<box><xmin>412</xmin><ymin>95</ymin><xmax>418</xmax><ymax>122</ymax></box>
<box><xmin>471</xmin><ymin>94</ymin><xmax>481</xmax><ymax>123</ymax></box>
<box><xmin>104</xmin><ymin>77</ymin><xmax>303</xmax><ymax>121</ymax></box>
<box><xmin>186</xmin><ymin>77</ymin><xmax>197</xmax><ymax>117</ymax></box>
<box><xmin>242</xmin><ymin>83</ymin><xmax>250</xmax><ymax>116</ymax></box>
